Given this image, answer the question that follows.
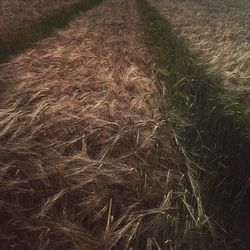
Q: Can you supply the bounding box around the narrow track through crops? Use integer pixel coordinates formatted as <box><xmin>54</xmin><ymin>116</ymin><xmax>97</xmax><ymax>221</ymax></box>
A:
<box><xmin>138</xmin><ymin>0</ymin><xmax>250</xmax><ymax>248</ymax></box>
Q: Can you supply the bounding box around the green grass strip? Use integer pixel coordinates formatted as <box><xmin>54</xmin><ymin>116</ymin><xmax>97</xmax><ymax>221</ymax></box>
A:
<box><xmin>138</xmin><ymin>0</ymin><xmax>250</xmax><ymax>245</ymax></box>
<box><xmin>0</xmin><ymin>0</ymin><xmax>103</xmax><ymax>63</ymax></box>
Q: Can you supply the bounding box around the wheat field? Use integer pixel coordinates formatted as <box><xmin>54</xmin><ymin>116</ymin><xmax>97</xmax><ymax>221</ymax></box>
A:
<box><xmin>0</xmin><ymin>0</ymin><xmax>79</xmax><ymax>50</ymax></box>
<box><xmin>149</xmin><ymin>0</ymin><xmax>250</xmax><ymax>101</ymax></box>
<box><xmin>0</xmin><ymin>0</ymin><xmax>249</xmax><ymax>248</ymax></box>
<box><xmin>0</xmin><ymin>0</ymin><xmax>216</xmax><ymax>248</ymax></box>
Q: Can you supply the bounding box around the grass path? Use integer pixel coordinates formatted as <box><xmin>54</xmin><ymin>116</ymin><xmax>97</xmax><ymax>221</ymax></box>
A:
<box><xmin>0</xmin><ymin>0</ymin><xmax>215</xmax><ymax>249</ymax></box>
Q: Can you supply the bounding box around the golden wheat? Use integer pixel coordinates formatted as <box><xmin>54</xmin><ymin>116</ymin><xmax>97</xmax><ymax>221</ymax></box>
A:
<box><xmin>0</xmin><ymin>0</ymin><xmax>80</xmax><ymax>47</ymax></box>
<box><xmin>148</xmin><ymin>0</ymin><xmax>250</xmax><ymax>101</ymax></box>
<box><xmin>0</xmin><ymin>0</ymin><xmax>214</xmax><ymax>249</ymax></box>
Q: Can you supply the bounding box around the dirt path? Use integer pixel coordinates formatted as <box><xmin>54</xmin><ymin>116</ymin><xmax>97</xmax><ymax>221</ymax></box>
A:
<box><xmin>0</xmin><ymin>0</ymin><xmax>212</xmax><ymax>249</ymax></box>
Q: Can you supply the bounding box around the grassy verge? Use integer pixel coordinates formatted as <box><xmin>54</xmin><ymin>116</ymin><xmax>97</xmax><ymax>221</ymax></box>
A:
<box><xmin>0</xmin><ymin>0</ymin><xmax>103</xmax><ymax>63</ymax></box>
<box><xmin>138</xmin><ymin>0</ymin><xmax>250</xmax><ymax>247</ymax></box>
